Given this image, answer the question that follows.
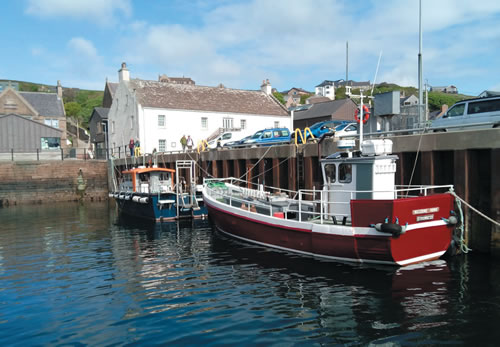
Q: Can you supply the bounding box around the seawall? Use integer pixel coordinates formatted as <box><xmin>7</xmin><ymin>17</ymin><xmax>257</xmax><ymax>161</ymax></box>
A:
<box><xmin>0</xmin><ymin>160</ymin><xmax>109</xmax><ymax>206</ymax></box>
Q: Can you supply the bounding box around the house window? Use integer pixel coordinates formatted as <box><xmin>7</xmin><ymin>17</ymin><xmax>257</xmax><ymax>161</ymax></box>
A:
<box><xmin>240</xmin><ymin>119</ymin><xmax>246</xmax><ymax>129</ymax></box>
<box><xmin>223</xmin><ymin>117</ymin><xmax>233</xmax><ymax>129</ymax></box>
<box><xmin>41</xmin><ymin>137</ymin><xmax>60</xmax><ymax>150</ymax></box>
<box><xmin>158</xmin><ymin>114</ymin><xmax>165</xmax><ymax>127</ymax></box>
<box><xmin>158</xmin><ymin>139</ymin><xmax>166</xmax><ymax>152</ymax></box>
<box><xmin>201</xmin><ymin>117</ymin><xmax>208</xmax><ymax>129</ymax></box>
<box><xmin>274</xmin><ymin>121</ymin><xmax>279</xmax><ymax>128</ymax></box>
<box><xmin>44</xmin><ymin>119</ymin><xmax>59</xmax><ymax>128</ymax></box>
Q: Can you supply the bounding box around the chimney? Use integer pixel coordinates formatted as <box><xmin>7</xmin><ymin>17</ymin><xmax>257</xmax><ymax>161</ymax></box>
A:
<box><xmin>56</xmin><ymin>80</ymin><xmax>63</xmax><ymax>98</ymax></box>
<box><xmin>261</xmin><ymin>79</ymin><xmax>272</xmax><ymax>95</ymax></box>
<box><xmin>119</xmin><ymin>62</ymin><xmax>130</xmax><ymax>82</ymax></box>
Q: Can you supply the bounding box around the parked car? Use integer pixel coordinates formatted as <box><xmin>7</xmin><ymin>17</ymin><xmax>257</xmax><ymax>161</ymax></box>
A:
<box><xmin>430</xmin><ymin>96</ymin><xmax>500</xmax><ymax>132</ymax></box>
<box><xmin>223</xmin><ymin>135</ymin><xmax>252</xmax><ymax>148</ymax></box>
<box><xmin>207</xmin><ymin>131</ymin><xmax>245</xmax><ymax>149</ymax></box>
<box><xmin>333</xmin><ymin>122</ymin><xmax>358</xmax><ymax>138</ymax></box>
<box><xmin>243</xmin><ymin>128</ymin><xmax>291</xmax><ymax>147</ymax></box>
<box><xmin>293</xmin><ymin>120</ymin><xmax>348</xmax><ymax>143</ymax></box>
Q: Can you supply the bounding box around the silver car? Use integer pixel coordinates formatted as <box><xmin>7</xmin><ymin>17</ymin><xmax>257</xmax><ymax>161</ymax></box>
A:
<box><xmin>430</xmin><ymin>96</ymin><xmax>500</xmax><ymax>131</ymax></box>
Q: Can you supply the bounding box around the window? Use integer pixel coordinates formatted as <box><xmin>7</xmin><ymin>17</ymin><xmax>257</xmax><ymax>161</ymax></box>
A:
<box><xmin>222</xmin><ymin>133</ymin><xmax>232</xmax><ymax>140</ymax></box>
<box><xmin>158</xmin><ymin>139</ymin><xmax>166</xmax><ymax>152</ymax></box>
<box><xmin>223</xmin><ymin>117</ymin><xmax>233</xmax><ymax>129</ymax></box>
<box><xmin>324</xmin><ymin>164</ymin><xmax>336</xmax><ymax>183</ymax></box>
<box><xmin>201</xmin><ymin>117</ymin><xmax>208</xmax><ymax>129</ymax></box>
<box><xmin>274</xmin><ymin>121</ymin><xmax>279</xmax><ymax>128</ymax></box>
<box><xmin>111</xmin><ymin>121</ymin><xmax>115</xmax><ymax>134</ymax></box>
<box><xmin>240</xmin><ymin>119</ymin><xmax>246</xmax><ymax>129</ymax></box>
<box><xmin>158</xmin><ymin>114</ymin><xmax>165</xmax><ymax>127</ymax></box>
<box><xmin>339</xmin><ymin>164</ymin><xmax>352</xmax><ymax>183</ymax></box>
<box><xmin>468</xmin><ymin>99</ymin><xmax>500</xmax><ymax>114</ymax></box>
<box><xmin>263</xmin><ymin>131</ymin><xmax>272</xmax><ymax>139</ymax></box>
<box><xmin>41</xmin><ymin>137</ymin><xmax>60</xmax><ymax>150</ymax></box>
<box><xmin>447</xmin><ymin>104</ymin><xmax>465</xmax><ymax>117</ymax></box>
<box><xmin>44</xmin><ymin>119</ymin><xmax>59</xmax><ymax>128</ymax></box>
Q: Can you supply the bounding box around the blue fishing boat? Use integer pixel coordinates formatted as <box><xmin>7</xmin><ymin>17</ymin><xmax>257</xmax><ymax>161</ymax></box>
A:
<box><xmin>111</xmin><ymin>160</ymin><xmax>207</xmax><ymax>221</ymax></box>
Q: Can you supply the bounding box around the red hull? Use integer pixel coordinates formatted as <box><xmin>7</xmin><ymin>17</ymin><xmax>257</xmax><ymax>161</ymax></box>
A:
<box><xmin>205</xmin><ymin>193</ymin><xmax>454</xmax><ymax>266</ymax></box>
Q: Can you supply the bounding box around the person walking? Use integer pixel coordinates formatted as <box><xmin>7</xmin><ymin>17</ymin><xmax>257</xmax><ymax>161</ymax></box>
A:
<box><xmin>129</xmin><ymin>138</ymin><xmax>135</xmax><ymax>157</ymax></box>
<box><xmin>180</xmin><ymin>135</ymin><xmax>187</xmax><ymax>152</ymax></box>
<box><xmin>187</xmin><ymin>135</ymin><xmax>194</xmax><ymax>151</ymax></box>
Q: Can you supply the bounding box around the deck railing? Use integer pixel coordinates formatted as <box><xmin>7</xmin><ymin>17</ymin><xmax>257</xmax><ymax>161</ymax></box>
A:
<box><xmin>204</xmin><ymin>177</ymin><xmax>453</xmax><ymax>224</ymax></box>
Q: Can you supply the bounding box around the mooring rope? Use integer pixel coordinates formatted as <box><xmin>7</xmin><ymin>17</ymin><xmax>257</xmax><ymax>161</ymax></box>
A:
<box><xmin>238</xmin><ymin>145</ymin><xmax>274</xmax><ymax>180</ymax></box>
<box><xmin>450</xmin><ymin>189</ymin><xmax>500</xmax><ymax>227</ymax></box>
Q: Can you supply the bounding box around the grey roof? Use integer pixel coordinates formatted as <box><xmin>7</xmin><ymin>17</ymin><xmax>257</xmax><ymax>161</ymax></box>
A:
<box><xmin>93</xmin><ymin>107</ymin><xmax>109</xmax><ymax>119</ymax></box>
<box><xmin>107</xmin><ymin>82</ymin><xmax>118</xmax><ymax>97</ymax></box>
<box><xmin>130</xmin><ymin>79</ymin><xmax>288</xmax><ymax>116</ymax></box>
<box><xmin>294</xmin><ymin>99</ymin><xmax>355</xmax><ymax>120</ymax></box>
<box><xmin>19</xmin><ymin>92</ymin><xmax>65</xmax><ymax>117</ymax></box>
<box><xmin>315</xmin><ymin>80</ymin><xmax>335</xmax><ymax>87</ymax></box>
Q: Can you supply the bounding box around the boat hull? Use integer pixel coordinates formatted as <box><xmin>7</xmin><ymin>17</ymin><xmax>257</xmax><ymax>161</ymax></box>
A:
<box><xmin>115</xmin><ymin>194</ymin><xmax>208</xmax><ymax>222</ymax></box>
<box><xmin>204</xmin><ymin>192</ymin><xmax>454</xmax><ymax>266</ymax></box>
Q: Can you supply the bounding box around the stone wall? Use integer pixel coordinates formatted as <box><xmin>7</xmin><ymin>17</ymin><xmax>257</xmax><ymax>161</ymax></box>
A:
<box><xmin>0</xmin><ymin>161</ymin><xmax>108</xmax><ymax>206</ymax></box>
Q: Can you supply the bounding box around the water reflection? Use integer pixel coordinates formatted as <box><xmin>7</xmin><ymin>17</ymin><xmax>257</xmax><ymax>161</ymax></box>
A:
<box><xmin>1</xmin><ymin>202</ymin><xmax>499</xmax><ymax>345</ymax></box>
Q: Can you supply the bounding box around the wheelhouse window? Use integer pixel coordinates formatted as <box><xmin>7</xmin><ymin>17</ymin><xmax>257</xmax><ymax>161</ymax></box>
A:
<box><xmin>158</xmin><ymin>114</ymin><xmax>165</xmax><ymax>127</ymax></box>
<box><xmin>324</xmin><ymin>164</ymin><xmax>336</xmax><ymax>183</ymax></box>
<box><xmin>158</xmin><ymin>139</ymin><xmax>166</xmax><ymax>152</ymax></box>
<box><xmin>339</xmin><ymin>164</ymin><xmax>352</xmax><ymax>183</ymax></box>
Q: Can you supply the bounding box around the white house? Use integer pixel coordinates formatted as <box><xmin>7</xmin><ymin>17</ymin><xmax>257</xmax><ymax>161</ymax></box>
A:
<box><xmin>108</xmin><ymin>63</ymin><xmax>289</xmax><ymax>154</ymax></box>
<box><xmin>315</xmin><ymin>80</ymin><xmax>336</xmax><ymax>100</ymax></box>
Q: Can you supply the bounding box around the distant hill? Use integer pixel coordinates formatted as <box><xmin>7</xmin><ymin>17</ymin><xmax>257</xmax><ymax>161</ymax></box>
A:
<box><xmin>0</xmin><ymin>79</ymin><xmax>103</xmax><ymax>128</ymax></box>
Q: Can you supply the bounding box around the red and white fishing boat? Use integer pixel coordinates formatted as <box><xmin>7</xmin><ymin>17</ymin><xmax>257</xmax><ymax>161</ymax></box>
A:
<box><xmin>203</xmin><ymin>138</ymin><xmax>459</xmax><ymax>266</ymax></box>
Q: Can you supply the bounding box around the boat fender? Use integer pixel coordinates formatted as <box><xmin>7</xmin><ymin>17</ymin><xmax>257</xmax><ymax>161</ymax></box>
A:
<box><xmin>380</xmin><ymin>223</ymin><xmax>403</xmax><ymax>237</ymax></box>
<box><xmin>139</xmin><ymin>197</ymin><xmax>149</xmax><ymax>204</ymax></box>
<box><xmin>442</xmin><ymin>215</ymin><xmax>458</xmax><ymax>225</ymax></box>
<box><xmin>108</xmin><ymin>193</ymin><xmax>114</xmax><ymax>198</ymax></box>
<box><xmin>124</xmin><ymin>195</ymin><xmax>131</xmax><ymax>200</ymax></box>
<box><xmin>119</xmin><ymin>194</ymin><xmax>125</xmax><ymax>200</ymax></box>
<box><xmin>132</xmin><ymin>196</ymin><xmax>141</xmax><ymax>202</ymax></box>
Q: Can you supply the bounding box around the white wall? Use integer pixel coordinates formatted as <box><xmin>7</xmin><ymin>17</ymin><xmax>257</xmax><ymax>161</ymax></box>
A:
<box><xmin>141</xmin><ymin>107</ymin><xmax>289</xmax><ymax>153</ymax></box>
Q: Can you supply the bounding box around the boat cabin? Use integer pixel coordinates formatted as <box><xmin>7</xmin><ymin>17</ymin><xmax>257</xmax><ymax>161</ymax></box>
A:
<box><xmin>320</xmin><ymin>139</ymin><xmax>397</xmax><ymax>222</ymax></box>
<box><xmin>120</xmin><ymin>167</ymin><xmax>175</xmax><ymax>194</ymax></box>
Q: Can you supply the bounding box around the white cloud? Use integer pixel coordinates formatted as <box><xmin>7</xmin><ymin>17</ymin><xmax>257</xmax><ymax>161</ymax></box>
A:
<box><xmin>25</xmin><ymin>0</ymin><xmax>131</xmax><ymax>24</ymax></box>
<box><xmin>68</xmin><ymin>38</ymin><xmax>99</xmax><ymax>60</ymax></box>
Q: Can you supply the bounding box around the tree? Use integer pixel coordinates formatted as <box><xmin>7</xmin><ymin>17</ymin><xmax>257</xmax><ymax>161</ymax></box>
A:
<box><xmin>272</xmin><ymin>91</ymin><xmax>286</xmax><ymax>105</ymax></box>
<box><xmin>65</xmin><ymin>102</ymin><xmax>81</xmax><ymax>117</ymax></box>
<box><xmin>300</xmin><ymin>94</ymin><xmax>312</xmax><ymax>104</ymax></box>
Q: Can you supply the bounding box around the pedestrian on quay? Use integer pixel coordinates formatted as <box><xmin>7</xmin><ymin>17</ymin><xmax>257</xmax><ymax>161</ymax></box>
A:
<box><xmin>129</xmin><ymin>138</ymin><xmax>135</xmax><ymax>157</ymax></box>
<box><xmin>180</xmin><ymin>135</ymin><xmax>187</xmax><ymax>152</ymax></box>
<box><xmin>134</xmin><ymin>138</ymin><xmax>141</xmax><ymax>157</ymax></box>
<box><xmin>187</xmin><ymin>135</ymin><xmax>194</xmax><ymax>151</ymax></box>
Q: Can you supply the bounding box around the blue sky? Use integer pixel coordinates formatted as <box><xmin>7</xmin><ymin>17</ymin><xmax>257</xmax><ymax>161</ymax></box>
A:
<box><xmin>1</xmin><ymin>0</ymin><xmax>500</xmax><ymax>95</ymax></box>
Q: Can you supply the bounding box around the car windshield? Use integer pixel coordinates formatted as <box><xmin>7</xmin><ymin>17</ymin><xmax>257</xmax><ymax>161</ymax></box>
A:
<box><xmin>335</xmin><ymin>124</ymin><xmax>348</xmax><ymax>131</ymax></box>
<box><xmin>251</xmin><ymin>131</ymin><xmax>263</xmax><ymax>139</ymax></box>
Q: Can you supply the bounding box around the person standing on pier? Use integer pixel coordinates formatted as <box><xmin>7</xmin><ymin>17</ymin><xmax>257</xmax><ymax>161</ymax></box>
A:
<box><xmin>187</xmin><ymin>135</ymin><xmax>194</xmax><ymax>151</ymax></box>
<box><xmin>180</xmin><ymin>135</ymin><xmax>187</xmax><ymax>152</ymax></box>
<box><xmin>129</xmin><ymin>139</ymin><xmax>135</xmax><ymax>157</ymax></box>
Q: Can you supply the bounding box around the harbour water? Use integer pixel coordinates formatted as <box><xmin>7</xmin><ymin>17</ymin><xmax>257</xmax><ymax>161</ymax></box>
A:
<box><xmin>1</xmin><ymin>201</ymin><xmax>499</xmax><ymax>345</ymax></box>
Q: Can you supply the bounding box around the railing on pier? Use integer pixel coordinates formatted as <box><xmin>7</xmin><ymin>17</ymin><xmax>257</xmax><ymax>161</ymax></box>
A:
<box><xmin>0</xmin><ymin>147</ymin><xmax>109</xmax><ymax>162</ymax></box>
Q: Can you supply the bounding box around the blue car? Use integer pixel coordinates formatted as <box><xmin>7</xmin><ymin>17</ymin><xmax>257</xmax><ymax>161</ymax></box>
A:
<box><xmin>294</xmin><ymin>120</ymin><xmax>348</xmax><ymax>143</ymax></box>
<box><xmin>243</xmin><ymin>128</ymin><xmax>291</xmax><ymax>147</ymax></box>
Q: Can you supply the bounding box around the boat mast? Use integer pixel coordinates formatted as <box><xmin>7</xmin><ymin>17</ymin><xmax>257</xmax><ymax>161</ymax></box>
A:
<box><xmin>418</xmin><ymin>0</ymin><xmax>424</xmax><ymax>126</ymax></box>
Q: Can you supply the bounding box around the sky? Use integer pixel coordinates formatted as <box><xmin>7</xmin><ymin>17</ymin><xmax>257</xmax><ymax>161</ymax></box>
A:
<box><xmin>1</xmin><ymin>0</ymin><xmax>500</xmax><ymax>95</ymax></box>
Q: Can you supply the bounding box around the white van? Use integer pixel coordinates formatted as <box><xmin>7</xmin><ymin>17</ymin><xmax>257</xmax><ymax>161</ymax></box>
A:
<box><xmin>207</xmin><ymin>131</ymin><xmax>245</xmax><ymax>149</ymax></box>
<box><xmin>430</xmin><ymin>96</ymin><xmax>500</xmax><ymax>131</ymax></box>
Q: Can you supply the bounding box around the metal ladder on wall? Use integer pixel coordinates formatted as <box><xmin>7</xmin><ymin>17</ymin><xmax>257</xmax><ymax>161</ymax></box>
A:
<box><xmin>175</xmin><ymin>160</ymin><xmax>200</xmax><ymax>217</ymax></box>
<box><xmin>296</xmin><ymin>151</ymin><xmax>305</xmax><ymax>190</ymax></box>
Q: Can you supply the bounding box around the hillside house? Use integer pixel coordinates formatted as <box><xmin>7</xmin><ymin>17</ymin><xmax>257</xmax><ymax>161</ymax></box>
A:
<box><xmin>315</xmin><ymin>80</ymin><xmax>336</xmax><ymax>100</ymax></box>
<box><xmin>430</xmin><ymin>85</ymin><xmax>458</xmax><ymax>94</ymax></box>
<box><xmin>107</xmin><ymin>63</ymin><xmax>289</xmax><ymax>154</ymax></box>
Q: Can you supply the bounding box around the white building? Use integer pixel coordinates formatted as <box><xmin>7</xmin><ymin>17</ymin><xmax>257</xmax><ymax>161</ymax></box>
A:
<box><xmin>108</xmin><ymin>64</ymin><xmax>289</xmax><ymax>154</ymax></box>
<box><xmin>315</xmin><ymin>80</ymin><xmax>336</xmax><ymax>100</ymax></box>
